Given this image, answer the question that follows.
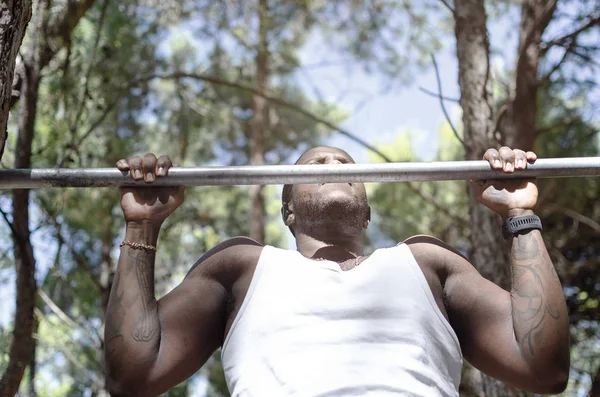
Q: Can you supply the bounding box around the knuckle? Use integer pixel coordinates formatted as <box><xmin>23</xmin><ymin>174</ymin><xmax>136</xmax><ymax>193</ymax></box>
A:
<box><xmin>500</xmin><ymin>150</ymin><xmax>515</xmax><ymax>160</ymax></box>
<box><xmin>128</xmin><ymin>156</ymin><xmax>142</xmax><ymax>168</ymax></box>
<box><xmin>157</xmin><ymin>155</ymin><xmax>172</xmax><ymax>165</ymax></box>
<box><xmin>483</xmin><ymin>148</ymin><xmax>500</xmax><ymax>161</ymax></box>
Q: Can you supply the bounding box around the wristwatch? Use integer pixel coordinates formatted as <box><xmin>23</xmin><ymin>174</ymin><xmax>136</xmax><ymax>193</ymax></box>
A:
<box><xmin>502</xmin><ymin>215</ymin><xmax>543</xmax><ymax>239</ymax></box>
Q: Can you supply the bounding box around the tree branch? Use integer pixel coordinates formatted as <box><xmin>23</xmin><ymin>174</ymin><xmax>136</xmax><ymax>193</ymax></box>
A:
<box><xmin>70</xmin><ymin>0</ymin><xmax>111</xmax><ymax>137</ymax></box>
<box><xmin>430</xmin><ymin>55</ymin><xmax>465</xmax><ymax>147</ymax></box>
<box><xmin>32</xmin><ymin>314</ymin><xmax>102</xmax><ymax>383</ymax></box>
<box><xmin>38</xmin><ymin>289</ymin><xmax>101</xmax><ymax>348</ymax></box>
<box><xmin>544</xmin><ymin>203</ymin><xmax>600</xmax><ymax>233</ymax></box>
<box><xmin>55</xmin><ymin>94</ymin><xmax>121</xmax><ymax>167</ymax></box>
<box><xmin>540</xmin><ymin>40</ymin><xmax>576</xmax><ymax>83</ymax></box>
<box><xmin>541</xmin><ymin>14</ymin><xmax>600</xmax><ymax>54</ymax></box>
<box><xmin>36</xmin><ymin>197</ymin><xmax>102</xmax><ymax>291</ymax></box>
<box><xmin>405</xmin><ymin>182</ymin><xmax>468</xmax><ymax>226</ymax></box>
<box><xmin>438</xmin><ymin>0</ymin><xmax>455</xmax><ymax>14</ymax></box>
<box><xmin>131</xmin><ymin>71</ymin><xmax>390</xmax><ymax>161</ymax></box>
<box><xmin>419</xmin><ymin>87</ymin><xmax>460</xmax><ymax>103</ymax></box>
<box><xmin>10</xmin><ymin>0</ymin><xmax>99</xmax><ymax>110</ymax></box>
<box><xmin>0</xmin><ymin>206</ymin><xmax>17</xmax><ymax>239</ymax></box>
<box><xmin>130</xmin><ymin>72</ymin><xmax>468</xmax><ymax>226</ymax></box>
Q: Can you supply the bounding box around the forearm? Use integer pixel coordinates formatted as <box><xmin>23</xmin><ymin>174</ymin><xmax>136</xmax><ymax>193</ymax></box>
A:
<box><xmin>105</xmin><ymin>222</ymin><xmax>161</xmax><ymax>391</ymax></box>
<box><xmin>509</xmin><ymin>226</ymin><xmax>569</xmax><ymax>378</ymax></box>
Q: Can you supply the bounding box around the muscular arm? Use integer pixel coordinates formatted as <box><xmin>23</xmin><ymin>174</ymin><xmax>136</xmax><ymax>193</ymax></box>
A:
<box><xmin>409</xmin><ymin>232</ymin><xmax>569</xmax><ymax>394</ymax></box>
<box><xmin>105</xmin><ymin>223</ymin><xmax>229</xmax><ymax>396</ymax></box>
<box><xmin>507</xmin><ymin>228</ymin><xmax>568</xmax><ymax>365</ymax></box>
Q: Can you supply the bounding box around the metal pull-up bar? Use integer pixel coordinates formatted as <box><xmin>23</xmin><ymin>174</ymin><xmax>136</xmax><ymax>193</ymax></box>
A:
<box><xmin>0</xmin><ymin>157</ymin><xmax>599</xmax><ymax>189</ymax></box>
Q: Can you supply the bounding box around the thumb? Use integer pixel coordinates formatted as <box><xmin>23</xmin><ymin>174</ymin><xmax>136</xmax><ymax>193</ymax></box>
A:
<box><xmin>176</xmin><ymin>186</ymin><xmax>186</xmax><ymax>204</ymax></box>
<box><xmin>469</xmin><ymin>179</ymin><xmax>486</xmax><ymax>200</ymax></box>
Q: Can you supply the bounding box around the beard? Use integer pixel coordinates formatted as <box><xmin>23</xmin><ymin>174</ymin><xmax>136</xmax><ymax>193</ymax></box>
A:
<box><xmin>292</xmin><ymin>188</ymin><xmax>369</xmax><ymax>236</ymax></box>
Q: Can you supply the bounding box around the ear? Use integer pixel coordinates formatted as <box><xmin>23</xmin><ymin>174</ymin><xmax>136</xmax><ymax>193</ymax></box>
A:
<box><xmin>363</xmin><ymin>206</ymin><xmax>371</xmax><ymax>229</ymax></box>
<box><xmin>281</xmin><ymin>202</ymin><xmax>295</xmax><ymax>227</ymax></box>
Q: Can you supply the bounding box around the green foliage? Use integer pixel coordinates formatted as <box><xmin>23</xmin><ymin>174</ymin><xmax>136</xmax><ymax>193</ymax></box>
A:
<box><xmin>368</xmin><ymin>126</ymin><xmax>467</xmax><ymax>247</ymax></box>
<box><xmin>315</xmin><ymin>1</ymin><xmax>446</xmax><ymax>82</ymax></box>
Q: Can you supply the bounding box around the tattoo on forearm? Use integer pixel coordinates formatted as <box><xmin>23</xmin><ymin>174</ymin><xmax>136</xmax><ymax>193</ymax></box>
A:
<box><xmin>105</xmin><ymin>272</ymin><xmax>124</xmax><ymax>356</ymax></box>
<box><xmin>511</xmin><ymin>233</ymin><xmax>539</xmax><ymax>260</ymax></box>
<box><xmin>511</xmin><ymin>233</ymin><xmax>561</xmax><ymax>356</ymax></box>
<box><xmin>129</xmin><ymin>249</ymin><xmax>159</xmax><ymax>342</ymax></box>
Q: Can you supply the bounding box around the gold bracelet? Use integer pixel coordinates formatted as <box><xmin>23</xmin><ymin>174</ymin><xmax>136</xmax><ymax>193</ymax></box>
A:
<box><xmin>120</xmin><ymin>240</ymin><xmax>157</xmax><ymax>252</ymax></box>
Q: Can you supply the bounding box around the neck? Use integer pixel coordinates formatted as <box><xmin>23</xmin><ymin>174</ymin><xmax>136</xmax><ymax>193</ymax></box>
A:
<box><xmin>295</xmin><ymin>232</ymin><xmax>364</xmax><ymax>262</ymax></box>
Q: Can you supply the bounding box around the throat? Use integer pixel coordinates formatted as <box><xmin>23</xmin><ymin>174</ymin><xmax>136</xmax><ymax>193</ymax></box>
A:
<box><xmin>310</xmin><ymin>245</ymin><xmax>368</xmax><ymax>271</ymax></box>
<box><xmin>336</xmin><ymin>255</ymin><xmax>368</xmax><ymax>271</ymax></box>
<box><xmin>311</xmin><ymin>245</ymin><xmax>359</xmax><ymax>262</ymax></box>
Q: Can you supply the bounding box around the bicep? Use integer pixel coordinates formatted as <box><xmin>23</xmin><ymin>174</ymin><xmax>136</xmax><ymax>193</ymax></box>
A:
<box><xmin>148</xmin><ymin>273</ymin><xmax>227</xmax><ymax>393</ymax></box>
<box><xmin>445</xmin><ymin>262</ymin><xmax>536</xmax><ymax>388</ymax></box>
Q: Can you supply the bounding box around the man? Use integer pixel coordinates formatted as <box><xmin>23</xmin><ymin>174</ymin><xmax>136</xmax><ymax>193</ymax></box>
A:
<box><xmin>105</xmin><ymin>146</ymin><xmax>569</xmax><ymax>396</ymax></box>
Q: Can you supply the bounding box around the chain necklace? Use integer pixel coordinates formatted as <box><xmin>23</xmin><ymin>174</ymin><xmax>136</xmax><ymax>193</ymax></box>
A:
<box><xmin>312</xmin><ymin>255</ymin><xmax>367</xmax><ymax>271</ymax></box>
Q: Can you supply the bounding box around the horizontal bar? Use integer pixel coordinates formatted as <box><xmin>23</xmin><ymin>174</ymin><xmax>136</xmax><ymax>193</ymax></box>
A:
<box><xmin>0</xmin><ymin>157</ymin><xmax>599</xmax><ymax>189</ymax></box>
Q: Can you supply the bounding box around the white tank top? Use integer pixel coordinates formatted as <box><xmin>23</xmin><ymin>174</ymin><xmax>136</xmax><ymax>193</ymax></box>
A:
<box><xmin>221</xmin><ymin>244</ymin><xmax>462</xmax><ymax>396</ymax></box>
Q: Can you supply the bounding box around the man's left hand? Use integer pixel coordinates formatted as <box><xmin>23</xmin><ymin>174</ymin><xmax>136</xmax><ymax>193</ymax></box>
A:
<box><xmin>471</xmin><ymin>147</ymin><xmax>538</xmax><ymax>219</ymax></box>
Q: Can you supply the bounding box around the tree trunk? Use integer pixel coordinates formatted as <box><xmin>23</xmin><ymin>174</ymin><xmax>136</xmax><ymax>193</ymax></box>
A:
<box><xmin>1</xmin><ymin>1</ymin><xmax>99</xmax><ymax>393</ymax></box>
<box><xmin>454</xmin><ymin>0</ymin><xmax>521</xmax><ymax>396</ymax></box>
<box><xmin>27</xmin><ymin>321</ymin><xmax>37</xmax><ymax>397</ymax></box>
<box><xmin>0</xmin><ymin>0</ymin><xmax>32</xmax><ymax>160</ymax></box>
<box><xmin>454</xmin><ymin>0</ymin><xmax>510</xmax><ymax>285</ymax></box>
<box><xmin>500</xmin><ymin>0</ymin><xmax>556</xmax><ymax>150</ymax></box>
<box><xmin>454</xmin><ymin>1</ymin><xmax>559</xmax><ymax>395</ymax></box>
<box><xmin>0</xmin><ymin>0</ymin><xmax>47</xmax><ymax>393</ymax></box>
<box><xmin>0</xmin><ymin>36</ymin><xmax>41</xmax><ymax>397</ymax></box>
<box><xmin>249</xmin><ymin>0</ymin><xmax>269</xmax><ymax>243</ymax></box>
<box><xmin>8</xmin><ymin>0</ymin><xmax>99</xmax><ymax>112</ymax></box>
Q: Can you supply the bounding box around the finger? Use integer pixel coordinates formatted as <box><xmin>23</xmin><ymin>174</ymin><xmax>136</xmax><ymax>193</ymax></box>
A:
<box><xmin>526</xmin><ymin>151</ymin><xmax>537</xmax><ymax>162</ymax></box>
<box><xmin>156</xmin><ymin>155</ymin><xmax>173</xmax><ymax>177</ymax></box>
<box><xmin>116</xmin><ymin>159</ymin><xmax>130</xmax><ymax>171</ymax></box>
<box><xmin>513</xmin><ymin>149</ymin><xmax>528</xmax><ymax>170</ymax></box>
<box><xmin>142</xmin><ymin>153</ymin><xmax>158</xmax><ymax>183</ymax></box>
<box><xmin>483</xmin><ymin>148</ymin><xmax>502</xmax><ymax>169</ymax></box>
<box><xmin>127</xmin><ymin>156</ymin><xmax>143</xmax><ymax>180</ymax></box>
<box><xmin>499</xmin><ymin>146</ymin><xmax>515</xmax><ymax>173</ymax></box>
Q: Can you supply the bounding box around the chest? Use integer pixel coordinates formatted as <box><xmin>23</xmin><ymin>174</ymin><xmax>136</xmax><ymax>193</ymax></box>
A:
<box><xmin>224</xmin><ymin>247</ymin><xmax>450</xmax><ymax>341</ymax></box>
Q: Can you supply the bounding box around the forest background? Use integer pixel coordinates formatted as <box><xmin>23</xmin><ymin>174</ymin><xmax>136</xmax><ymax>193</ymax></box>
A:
<box><xmin>0</xmin><ymin>0</ymin><xmax>598</xmax><ymax>396</ymax></box>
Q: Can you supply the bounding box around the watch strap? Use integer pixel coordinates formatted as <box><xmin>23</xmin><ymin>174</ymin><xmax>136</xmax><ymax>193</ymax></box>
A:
<box><xmin>502</xmin><ymin>215</ymin><xmax>542</xmax><ymax>239</ymax></box>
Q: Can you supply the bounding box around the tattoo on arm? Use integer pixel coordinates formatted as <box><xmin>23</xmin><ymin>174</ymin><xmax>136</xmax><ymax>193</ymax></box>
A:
<box><xmin>105</xmin><ymin>271</ymin><xmax>124</xmax><ymax>356</ymax></box>
<box><xmin>510</xmin><ymin>233</ymin><xmax>561</xmax><ymax>356</ymax></box>
<box><xmin>129</xmin><ymin>249</ymin><xmax>159</xmax><ymax>342</ymax></box>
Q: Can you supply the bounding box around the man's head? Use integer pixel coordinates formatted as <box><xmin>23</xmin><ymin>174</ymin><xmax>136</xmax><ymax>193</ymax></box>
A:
<box><xmin>281</xmin><ymin>146</ymin><xmax>370</xmax><ymax>238</ymax></box>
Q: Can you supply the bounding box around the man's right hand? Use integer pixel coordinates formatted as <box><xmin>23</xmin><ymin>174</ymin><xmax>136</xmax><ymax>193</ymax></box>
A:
<box><xmin>116</xmin><ymin>153</ymin><xmax>185</xmax><ymax>226</ymax></box>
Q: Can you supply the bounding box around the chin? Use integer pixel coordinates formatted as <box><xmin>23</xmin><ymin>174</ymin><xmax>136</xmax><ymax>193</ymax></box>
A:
<box><xmin>297</xmin><ymin>196</ymin><xmax>369</xmax><ymax>235</ymax></box>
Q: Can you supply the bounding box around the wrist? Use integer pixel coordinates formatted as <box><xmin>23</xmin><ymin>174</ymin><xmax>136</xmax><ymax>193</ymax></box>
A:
<box><xmin>125</xmin><ymin>220</ymin><xmax>160</xmax><ymax>246</ymax></box>
<box><xmin>503</xmin><ymin>208</ymin><xmax>535</xmax><ymax>220</ymax></box>
<box><xmin>502</xmin><ymin>213</ymin><xmax>542</xmax><ymax>239</ymax></box>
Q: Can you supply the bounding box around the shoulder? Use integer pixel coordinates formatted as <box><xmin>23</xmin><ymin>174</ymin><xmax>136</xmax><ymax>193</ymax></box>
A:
<box><xmin>185</xmin><ymin>236</ymin><xmax>265</xmax><ymax>280</ymax></box>
<box><xmin>402</xmin><ymin>234</ymin><xmax>471</xmax><ymax>271</ymax></box>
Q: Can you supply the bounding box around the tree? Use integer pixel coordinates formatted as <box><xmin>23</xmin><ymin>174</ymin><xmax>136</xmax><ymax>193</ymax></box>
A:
<box><xmin>0</xmin><ymin>0</ymin><xmax>32</xmax><ymax>160</ymax></box>
<box><xmin>452</xmin><ymin>0</ymin><xmax>599</xmax><ymax>395</ymax></box>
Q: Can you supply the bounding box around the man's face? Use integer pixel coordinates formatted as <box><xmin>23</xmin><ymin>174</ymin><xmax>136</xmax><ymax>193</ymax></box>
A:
<box><xmin>286</xmin><ymin>146</ymin><xmax>370</xmax><ymax>236</ymax></box>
